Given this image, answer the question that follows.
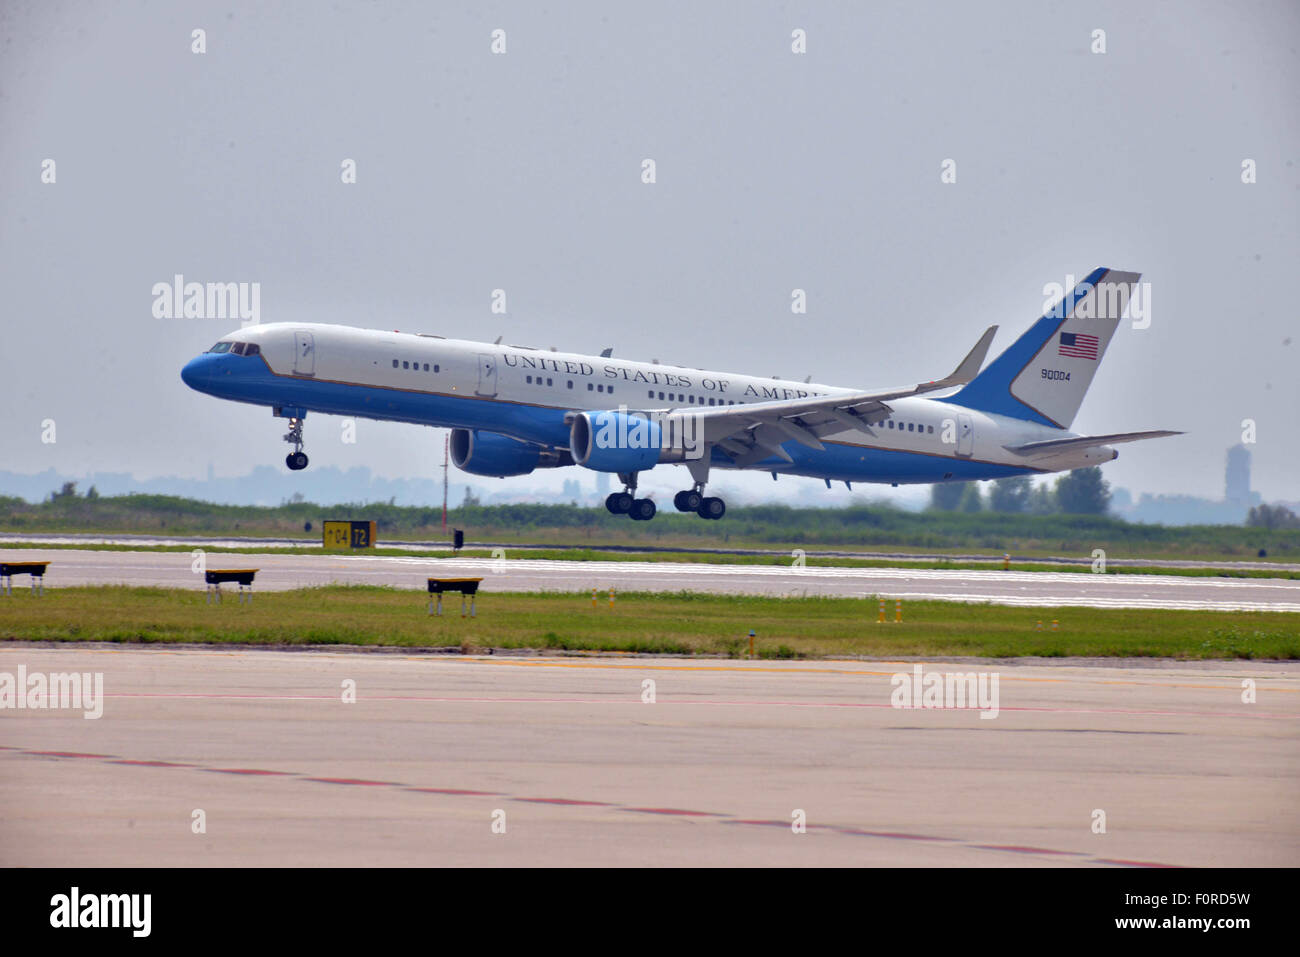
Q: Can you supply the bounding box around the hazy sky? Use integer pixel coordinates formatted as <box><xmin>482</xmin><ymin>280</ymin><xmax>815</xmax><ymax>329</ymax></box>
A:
<box><xmin>2</xmin><ymin>1</ymin><xmax>1297</xmax><ymax>505</ymax></box>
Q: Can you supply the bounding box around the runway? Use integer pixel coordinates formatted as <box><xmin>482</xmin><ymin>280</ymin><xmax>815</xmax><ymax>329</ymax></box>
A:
<box><xmin>6</xmin><ymin>547</ymin><xmax>1300</xmax><ymax>612</ymax></box>
<box><xmin>2</xmin><ymin>646</ymin><xmax>1296</xmax><ymax>867</ymax></box>
<box><xmin>4</xmin><ymin>532</ymin><xmax>1298</xmax><ymax>573</ymax></box>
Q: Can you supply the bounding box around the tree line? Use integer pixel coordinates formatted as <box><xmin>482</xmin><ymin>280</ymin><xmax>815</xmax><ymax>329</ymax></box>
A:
<box><xmin>929</xmin><ymin>468</ymin><xmax>1111</xmax><ymax>515</ymax></box>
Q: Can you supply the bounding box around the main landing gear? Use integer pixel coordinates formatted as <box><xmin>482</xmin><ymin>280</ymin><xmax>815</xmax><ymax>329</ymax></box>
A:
<box><xmin>605</xmin><ymin>473</ymin><xmax>656</xmax><ymax>521</ymax></box>
<box><xmin>603</xmin><ymin>473</ymin><xmax>725</xmax><ymax>522</ymax></box>
<box><xmin>283</xmin><ymin>416</ymin><xmax>309</xmax><ymax>471</ymax></box>
<box><xmin>674</xmin><ymin>485</ymin><xmax>725</xmax><ymax>520</ymax></box>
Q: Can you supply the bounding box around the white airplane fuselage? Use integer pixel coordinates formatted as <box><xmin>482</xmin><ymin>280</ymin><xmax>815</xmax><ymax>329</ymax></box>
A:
<box><xmin>181</xmin><ymin>321</ymin><xmax>1109</xmax><ymax>487</ymax></box>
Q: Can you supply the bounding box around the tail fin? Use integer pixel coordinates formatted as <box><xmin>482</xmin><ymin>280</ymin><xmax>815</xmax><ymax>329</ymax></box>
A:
<box><xmin>945</xmin><ymin>268</ymin><xmax>1140</xmax><ymax>428</ymax></box>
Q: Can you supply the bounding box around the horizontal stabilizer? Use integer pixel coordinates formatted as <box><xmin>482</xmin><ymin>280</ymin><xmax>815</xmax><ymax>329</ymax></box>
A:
<box><xmin>1005</xmin><ymin>430</ymin><xmax>1182</xmax><ymax>457</ymax></box>
<box><xmin>932</xmin><ymin>325</ymin><xmax>999</xmax><ymax>389</ymax></box>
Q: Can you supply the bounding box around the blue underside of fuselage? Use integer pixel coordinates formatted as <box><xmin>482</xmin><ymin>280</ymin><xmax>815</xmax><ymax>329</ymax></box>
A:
<box><xmin>182</xmin><ymin>354</ymin><xmax>1037</xmax><ymax>484</ymax></box>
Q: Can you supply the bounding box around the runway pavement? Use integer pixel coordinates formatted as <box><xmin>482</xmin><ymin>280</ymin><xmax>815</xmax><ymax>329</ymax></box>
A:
<box><xmin>4</xmin><ymin>532</ymin><xmax>1298</xmax><ymax>572</ymax></box>
<box><xmin>5</xmin><ymin>547</ymin><xmax>1300</xmax><ymax>612</ymax></box>
<box><xmin>2</xmin><ymin>646</ymin><xmax>1296</xmax><ymax>867</ymax></box>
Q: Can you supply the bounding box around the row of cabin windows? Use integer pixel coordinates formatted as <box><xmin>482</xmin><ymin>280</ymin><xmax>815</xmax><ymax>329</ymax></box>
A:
<box><xmin>524</xmin><ymin>375</ymin><xmax>614</xmax><ymax>394</ymax></box>
<box><xmin>208</xmin><ymin>341</ymin><xmax>261</xmax><ymax>356</ymax></box>
<box><xmin>393</xmin><ymin>359</ymin><xmax>440</xmax><ymax>372</ymax></box>
<box><xmin>647</xmin><ymin>390</ymin><xmax>740</xmax><ymax>406</ymax></box>
<box><xmin>888</xmin><ymin>420</ymin><xmax>933</xmax><ymax>434</ymax></box>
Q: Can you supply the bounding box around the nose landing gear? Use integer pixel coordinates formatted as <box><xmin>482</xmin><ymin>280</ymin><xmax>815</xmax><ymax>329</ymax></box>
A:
<box><xmin>282</xmin><ymin>414</ymin><xmax>309</xmax><ymax>471</ymax></box>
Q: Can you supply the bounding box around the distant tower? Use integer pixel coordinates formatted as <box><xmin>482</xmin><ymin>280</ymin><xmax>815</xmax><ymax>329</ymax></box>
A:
<box><xmin>596</xmin><ymin>472</ymin><xmax>610</xmax><ymax>496</ymax></box>
<box><xmin>1225</xmin><ymin>444</ymin><xmax>1251</xmax><ymax>505</ymax></box>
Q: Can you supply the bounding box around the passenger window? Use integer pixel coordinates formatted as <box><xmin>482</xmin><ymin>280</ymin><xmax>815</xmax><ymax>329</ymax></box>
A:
<box><xmin>658</xmin><ymin>391</ymin><xmax>665</xmax><ymax>400</ymax></box>
<box><xmin>423</xmin><ymin>363</ymin><xmax>429</xmax><ymax>371</ymax></box>
<box><xmin>547</xmin><ymin>378</ymin><xmax>553</xmax><ymax>386</ymax></box>
<box><xmin>434</xmin><ymin>364</ymin><xmax>440</xmax><ymax>373</ymax></box>
<box><xmin>526</xmin><ymin>375</ymin><xmax>533</xmax><ymax>384</ymax></box>
<box><xmin>392</xmin><ymin>359</ymin><xmax>398</xmax><ymax>368</ymax></box>
<box><xmin>908</xmin><ymin>423</ymin><xmax>914</xmax><ymax>432</ymax></box>
<box><xmin>608</xmin><ymin>386</ymin><xmax>613</xmax><ymax>394</ymax></box>
<box><xmin>587</xmin><ymin>383</ymin><xmax>593</xmax><ymax>391</ymax></box>
<box><xmin>567</xmin><ymin>381</ymin><xmax>573</xmax><ymax>389</ymax></box>
<box><xmin>928</xmin><ymin>425</ymin><xmax>933</xmax><ymax>434</ymax></box>
<box><xmin>403</xmin><ymin>361</ymin><xmax>409</xmax><ymax>369</ymax></box>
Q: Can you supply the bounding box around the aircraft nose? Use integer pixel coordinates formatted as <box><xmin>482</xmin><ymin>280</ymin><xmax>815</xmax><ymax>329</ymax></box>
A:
<box><xmin>181</xmin><ymin>355</ymin><xmax>212</xmax><ymax>390</ymax></box>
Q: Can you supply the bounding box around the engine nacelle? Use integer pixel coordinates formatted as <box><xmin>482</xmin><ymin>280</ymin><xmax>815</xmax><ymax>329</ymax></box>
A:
<box><xmin>450</xmin><ymin>429</ymin><xmax>571</xmax><ymax>478</ymax></box>
<box><xmin>568</xmin><ymin>409</ymin><xmax>700</xmax><ymax>473</ymax></box>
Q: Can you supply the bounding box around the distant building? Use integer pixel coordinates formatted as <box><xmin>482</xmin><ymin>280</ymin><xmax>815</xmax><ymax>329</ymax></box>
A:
<box><xmin>1111</xmin><ymin>443</ymin><xmax>1262</xmax><ymax>526</ymax></box>
<box><xmin>1225</xmin><ymin>444</ymin><xmax>1252</xmax><ymax>506</ymax></box>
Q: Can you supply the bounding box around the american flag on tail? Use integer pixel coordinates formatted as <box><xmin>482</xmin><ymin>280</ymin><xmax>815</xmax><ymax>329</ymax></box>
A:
<box><xmin>1058</xmin><ymin>332</ymin><xmax>1099</xmax><ymax>360</ymax></box>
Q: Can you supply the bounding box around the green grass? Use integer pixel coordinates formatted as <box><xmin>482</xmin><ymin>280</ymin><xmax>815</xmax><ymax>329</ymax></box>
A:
<box><xmin>1</xmin><ymin>585</ymin><xmax>1297</xmax><ymax>659</ymax></box>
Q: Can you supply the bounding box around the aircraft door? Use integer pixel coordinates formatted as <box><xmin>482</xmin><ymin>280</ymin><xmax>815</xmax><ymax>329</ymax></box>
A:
<box><xmin>476</xmin><ymin>353</ymin><xmax>498</xmax><ymax>397</ymax></box>
<box><xmin>293</xmin><ymin>331</ymin><xmax>315</xmax><ymax>376</ymax></box>
<box><xmin>956</xmin><ymin>413</ymin><xmax>974</xmax><ymax>457</ymax></box>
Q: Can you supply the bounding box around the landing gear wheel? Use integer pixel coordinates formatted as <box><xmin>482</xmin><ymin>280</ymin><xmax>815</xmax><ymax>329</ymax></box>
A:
<box><xmin>282</xmin><ymin>415</ymin><xmax>308</xmax><ymax>470</ymax></box>
<box><xmin>697</xmin><ymin>496</ymin><xmax>725</xmax><ymax>520</ymax></box>
<box><xmin>674</xmin><ymin>490</ymin><xmax>703</xmax><ymax>512</ymax></box>
<box><xmin>629</xmin><ymin>498</ymin><xmax>657</xmax><ymax>521</ymax></box>
<box><xmin>606</xmin><ymin>492</ymin><xmax>634</xmax><ymax>514</ymax></box>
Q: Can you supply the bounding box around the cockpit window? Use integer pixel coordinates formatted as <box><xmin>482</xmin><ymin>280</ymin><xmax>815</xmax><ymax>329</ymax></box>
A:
<box><xmin>230</xmin><ymin>342</ymin><xmax>246</xmax><ymax>355</ymax></box>
<box><xmin>208</xmin><ymin>341</ymin><xmax>233</xmax><ymax>354</ymax></box>
<box><xmin>244</xmin><ymin>343</ymin><xmax>260</xmax><ymax>356</ymax></box>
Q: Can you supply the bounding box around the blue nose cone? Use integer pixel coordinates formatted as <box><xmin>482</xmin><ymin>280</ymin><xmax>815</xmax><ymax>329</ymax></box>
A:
<box><xmin>181</xmin><ymin>355</ymin><xmax>213</xmax><ymax>391</ymax></box>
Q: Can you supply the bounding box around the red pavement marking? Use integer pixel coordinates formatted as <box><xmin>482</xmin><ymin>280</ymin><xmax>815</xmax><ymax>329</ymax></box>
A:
<box><xmin>204</xmin><ymin>768</ymin><xmax>295</xmax><ymax>776</ymax></box>
<box><xmin>725</xmin><ymin>819</ymin><xmax>791</xmax><ymax>828</ymax></box>
<box><xmin>1092</xmin><ymin>858</ymin><xmax>1182</xmax><ymax>868</ymax></box>
<box><xmin>2</xmin><ymin>744</ymin><xmax>1180</xmax><ymax>867</ymax></box>
<box><xmin>513</xmin><ymin>797</ymin><xmax>616</xmax><ymax>806</ymax></box>
<box><xmin>28</xmin><ymin>750</ymin><xmax>114</xmax><ymax>759</ymax></box>
<box><xmin>92</xmin><ymin>691</ymin><xmax>1300</xmax><ymax>720</ymax></box>
<box><xmin>625</xmin><ymin>807</ymin><xmax>724</xmax><ymax>817</ymax></box>
<box><xmin>973</xmin><ymin>844</ymin><xmax>1087</xmax><ymax>856</ymax></box>
<box><xmin>835</xmin><ymin>828</ymin><xmax>954</xmax><ymax>842</ymax></box>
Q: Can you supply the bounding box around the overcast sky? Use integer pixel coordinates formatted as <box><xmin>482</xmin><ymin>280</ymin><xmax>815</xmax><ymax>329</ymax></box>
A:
<box><xmin>2</xmin><ymin>1</ymin><xmax>1297</xmax><ymax>505</ymax></box>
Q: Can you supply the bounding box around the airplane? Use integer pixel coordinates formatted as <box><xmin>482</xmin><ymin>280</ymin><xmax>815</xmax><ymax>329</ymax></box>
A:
<box><xmin>180</xmin><ymin>267</ymin><xmax>1180</xmax><ymax>521</ymax></box>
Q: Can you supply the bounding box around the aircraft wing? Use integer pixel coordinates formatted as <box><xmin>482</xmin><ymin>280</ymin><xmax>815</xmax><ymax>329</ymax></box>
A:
<box><xmin>1004</xmin><ymin>430</ymin><xmax>1183</xmax><ymax>457</ymax></box>
<box><xmin>674</xmin><ymin>325</ymin><xmax>998</xmax><ymax>467</ymax></box>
